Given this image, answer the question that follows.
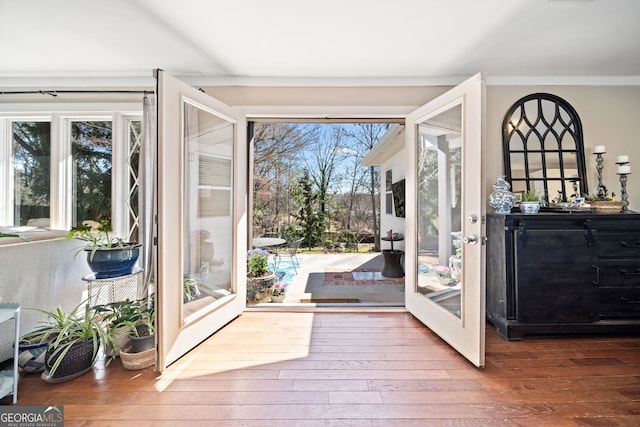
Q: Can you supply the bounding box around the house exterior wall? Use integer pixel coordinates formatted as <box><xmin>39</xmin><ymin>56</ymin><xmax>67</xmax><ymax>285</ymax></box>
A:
<box><xmin>380</xmin><ymin>150</ymin><xmax>406</xmax><ymax>253</ymax></box>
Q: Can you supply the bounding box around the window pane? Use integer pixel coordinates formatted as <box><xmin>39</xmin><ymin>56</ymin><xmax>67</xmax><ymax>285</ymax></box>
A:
<box><xmin>416</xmin><ymin>104</ymin><xmax>463</xmax><ymax>319</ymax></box>
<box><xmin>183</xmin><ymin>102</ymin><xmax>235</xmax><ymax>322</ymax></box>
<box><xmin>128</xmin><ymin>120</ymin><xmax>141</xmax><ymax>242</ymax></box>
<box><xmin>12</xmin><ymin>121</ymin><xmax>51</xmax><ymax>226</ymax></box>
<box><xmin>71</xmin><ymin>121</ymin><xmax>112</xmax><ymax>224</ymax></box>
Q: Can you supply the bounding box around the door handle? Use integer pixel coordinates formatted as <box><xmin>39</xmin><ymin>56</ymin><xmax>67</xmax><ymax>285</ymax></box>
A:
<box><xmin>463</xmin><ymin>235</ymin><xmax>478</xmax><ymax>245</ymax></box>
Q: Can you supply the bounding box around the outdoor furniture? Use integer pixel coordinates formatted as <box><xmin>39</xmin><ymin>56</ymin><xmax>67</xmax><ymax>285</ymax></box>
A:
<box><xmin>381</xmin><ymin>235</ymin><xmax>404</xmax><ymax>278</ymax></box>
<box><xmin>252</xmin><ymin>237</ymin><xmax>286</xmax><ymax>250</ymax></box>
<box><xmin>0</xmin><ymin>303</ymin><xmax>20</xmax><ymax>404</ymax></box>
<box><xmin>275</xmin><ymin>238</ymin><xmax>304</xmax><ymax>274</ymax></box>
<box><xmin>252</xmin><ymin>237</ymin><xmax>286</xmax><ymax>271</ymax></box>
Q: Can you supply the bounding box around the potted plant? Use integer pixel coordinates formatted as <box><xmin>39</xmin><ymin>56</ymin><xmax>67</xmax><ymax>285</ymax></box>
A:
<box><xmin>93</xmin><ymin>298</ymin><xmax>142</xmax><ymax>356</ymax></box>
<box><xmin>22</xmin><ymin>301</ymin><xmax>115</xmax><ymax>383</ymax></box>
<box><xmin>449</xmin><ymin>239</ymin><xmax>463</xmax><ymax>282</ymax></box>
<box><xmin>183</xmin><ymin>277</ymin><xmax>201</xmax><ymax>303</ymax></box>
<box><xmin>246</xmin><ymin>248</ymin><xmax>276</xmax><ymax>303</ymax></box>
<box><xmin>270</xmin><ymin>282</ymin><xmax>289</xmax><ymax>303</ymax></box>
<box><xmin>435</xmin><ymin>265</ymin><xmax>454</xmax><ymax>286</ymax></box>
<box><xmin>118</xmin><ymin>297</ymin><xmax>156</xmax><ymax>370</ymax></box>
<box><xmin>66</xmin><ymin>220</ymin><xmax>142</xmax><ymax>278</ymax></box>
<box><xmin>519</xmin><ymin>189</ymin><xmax>543</xmax><ymax>214</ymax></box>
<box><xmin>16</xmin><ymin>329</ymin><xmax>51</xmax><ymax>374</ymax></box>
<box><xmin>585</xmin><ymin>188</ymin><xmax>623</xmax><ymax>213</ymax></box>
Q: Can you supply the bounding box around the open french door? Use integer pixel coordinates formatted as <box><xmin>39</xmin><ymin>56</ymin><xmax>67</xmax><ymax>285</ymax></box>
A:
<box><xmin>156</xmin><ymin>70</ymin><xmax>247</xmax><ymax>369</ymax></box>
<box><xmin>405</xmin><ymin>73</ymin><xmax>486</xmax><ymax>367</ymax></box>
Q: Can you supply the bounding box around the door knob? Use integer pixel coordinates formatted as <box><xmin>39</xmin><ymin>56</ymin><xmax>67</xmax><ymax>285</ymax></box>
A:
<box><xmin>463</xmin><ymin>235</ymin><xmax>478</xmax><ymax>245</ymax></box>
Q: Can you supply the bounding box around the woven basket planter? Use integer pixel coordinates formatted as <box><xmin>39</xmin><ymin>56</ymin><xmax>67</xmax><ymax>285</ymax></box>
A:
<box><xmin>590</xmin><ymin>200</ymin><xmax>623</xmax><ymax>213</ymax></box>
<box><xmin>120</xmin><ymin>347</ymin><xmax>156</xmax><ymax>370</ymax></box>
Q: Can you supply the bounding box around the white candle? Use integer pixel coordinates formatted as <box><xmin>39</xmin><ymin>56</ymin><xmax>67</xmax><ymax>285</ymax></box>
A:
<box><xmin>618</xmin><ymin>165</ymin><xmax>631</xmax><ymax>174</ymax></box>
<box><xmin>593</xmin><ymin>145</ymin><xmax>606</xmax><ymax>154</ymax></box>
<box><xmin>617</xmin><ymin>155</ymin><xmax>629</xmax><ymax>163</ymax></box>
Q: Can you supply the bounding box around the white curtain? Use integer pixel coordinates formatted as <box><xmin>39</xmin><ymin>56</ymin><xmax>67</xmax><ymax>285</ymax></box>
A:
<box><xmin>138</xmin><ymin>94</ymin><xmax>157</xmax><ymax>298</ymax></box>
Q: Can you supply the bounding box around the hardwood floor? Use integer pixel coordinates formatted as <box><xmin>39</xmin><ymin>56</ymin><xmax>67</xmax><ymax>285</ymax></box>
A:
<box><xmin>14</xmin><ymin>312</ymin><xmax>640</xmax><ymax>426</ymax></box>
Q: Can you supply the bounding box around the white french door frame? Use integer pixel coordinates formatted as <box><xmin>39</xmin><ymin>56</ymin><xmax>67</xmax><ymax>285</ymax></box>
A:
<box><xmin>404</xmin><ymin>73</ymin><xmax>487</xmax><ymax>367</ymax></box>
<box><xmin>156</xmin><ymin>71</ymin><xmax>247</xmax><ymax>370</ymax></box>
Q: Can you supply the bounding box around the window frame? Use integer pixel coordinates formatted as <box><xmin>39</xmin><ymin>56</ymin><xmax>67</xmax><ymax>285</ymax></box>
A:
<box><xmin>0</xmin><ymin>105</ymin><xmax>142</xmax><ymax>237</ymax></box>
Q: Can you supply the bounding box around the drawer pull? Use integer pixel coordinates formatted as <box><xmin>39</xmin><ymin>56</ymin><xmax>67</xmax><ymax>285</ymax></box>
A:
<box><xmin>620</xmin><ymin>241</ymin><xmax>640</xmax><ymax>247</ymax></box>
<box><xmin>620</xmin><ymin>297</ymin><xmax>640</xmax><ymax>304</ymax></box>
<box><xmin>592</xmin><ymin>264</ymin><xmax>600</xmax><ymax>285</ymax></box>
<box><xmin>620</xmin><ymin>268</ymin><xmax>640</xmax><ymax>275</ymax></box>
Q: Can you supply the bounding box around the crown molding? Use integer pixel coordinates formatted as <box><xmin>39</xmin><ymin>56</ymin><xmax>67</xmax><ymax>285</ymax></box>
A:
<box><xmin>2</xmin><ymin>74</ymin><xmax>640</xmax><ymax>89</ymax></box>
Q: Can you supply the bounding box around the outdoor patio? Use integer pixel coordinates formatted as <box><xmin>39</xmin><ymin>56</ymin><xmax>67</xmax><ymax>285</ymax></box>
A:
<box><xmin>262</xmin><ymin>252</ymin><xmax>406</xmax><ymax>306</ymax></box>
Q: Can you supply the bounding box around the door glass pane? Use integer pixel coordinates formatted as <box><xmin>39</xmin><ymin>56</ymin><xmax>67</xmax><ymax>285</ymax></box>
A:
<box><xmin>182</xmin><ymin>102</ymin><xmax>234</xmax><ymax>323</ymax></box>
<box><xmin>12</xmin><ymin>121</ymin><xmax>51</xmax><ymax>226</ymax></box>
<box><xmin>71</xmin><ymin>121</ymin><xmax>112</xmax><ymax>224</ymax></box>
<box><xmin>416</xmin><ymin>104</ymin><xmax>463</xmax><ymax>318</ymax></box>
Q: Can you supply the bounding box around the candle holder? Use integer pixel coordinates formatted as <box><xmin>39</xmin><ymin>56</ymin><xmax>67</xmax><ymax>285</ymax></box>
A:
<box><xmin>616</xmin><ymin>160</ymin><xmax>630</xmax><ymax>212</ymax></box>
<box><xmin>594</xmin><ymin>152</ymin><xmax>606</xmax><ymax>199</ymax></box>
<box><xmin>568</xmin><ymin>177</ymin><xmax>580</xmax><ymax>199</ymax></box>
<box><xmin>618</xmin><ymin>172</ymin><xmax>630</xmax><ymax>212</ymax></box>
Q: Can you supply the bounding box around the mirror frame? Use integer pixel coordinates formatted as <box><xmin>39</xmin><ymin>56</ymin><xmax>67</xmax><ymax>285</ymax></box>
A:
<box><xmin>502</xmin><ymin>93</ymin><xmax>588</xmax><ymax>203</ymax></box>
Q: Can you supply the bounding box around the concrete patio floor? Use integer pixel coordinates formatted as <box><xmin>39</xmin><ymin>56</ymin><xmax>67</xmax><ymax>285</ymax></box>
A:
<box><xmin>260</xmin><ymin>251</ymin><xmax>406</xmax><ymax>307</ymax></box>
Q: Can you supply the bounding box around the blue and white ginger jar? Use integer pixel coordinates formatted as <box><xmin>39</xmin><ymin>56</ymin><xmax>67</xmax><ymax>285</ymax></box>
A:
<box><xmin>489</xmin><ymin>176</ymin><xmax>516</xmax><ymax>214</ymax></box>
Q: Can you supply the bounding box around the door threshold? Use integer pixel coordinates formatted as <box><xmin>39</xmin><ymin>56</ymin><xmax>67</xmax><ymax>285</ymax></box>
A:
<box><xmin>245</xmin><ymin>302</ymin><xmax>407</xmax><ymax>313</ymax></box>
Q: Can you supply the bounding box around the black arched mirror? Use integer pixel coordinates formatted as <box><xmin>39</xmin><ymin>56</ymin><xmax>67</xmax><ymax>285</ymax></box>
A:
<box><xmin>502</xmin><ymin>93</ymin><xmax>588</xmax><ymax>203</ymax></box>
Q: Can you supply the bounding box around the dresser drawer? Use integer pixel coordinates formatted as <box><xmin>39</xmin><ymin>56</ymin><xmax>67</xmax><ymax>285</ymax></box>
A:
<box><xmin>596</xmin><ymin>232</ymin><xmax>640</xmax><ymax>259</ymax></box>
<box><xmin>598</xmin><ymin>287</ymin><xmax>640</xmax><ymax>319</ymax></box>
<box><xmin>594</xmin><ymin>261</ymin><xmax>640</xmax><ymax>287</ymax></box>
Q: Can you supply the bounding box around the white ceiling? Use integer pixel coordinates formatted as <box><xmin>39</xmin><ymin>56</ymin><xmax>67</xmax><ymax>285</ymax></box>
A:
<box><xmin>1</xmin><ymin>0</ymin><xmax>639</xmax><ymax>87</ymax></box>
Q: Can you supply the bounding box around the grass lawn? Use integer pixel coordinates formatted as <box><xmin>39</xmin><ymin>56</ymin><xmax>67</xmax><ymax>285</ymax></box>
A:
<box><xmin>299</xmin><ymin>243</ymin><xmax>377</xmax><ymax>254</ymax></box>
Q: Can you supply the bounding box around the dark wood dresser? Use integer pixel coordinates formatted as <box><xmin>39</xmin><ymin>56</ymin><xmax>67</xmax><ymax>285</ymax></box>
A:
<box><xmin>486</xmin><ymin>212</ymin><xmax>640</xmax><ymax>340</ymax></box>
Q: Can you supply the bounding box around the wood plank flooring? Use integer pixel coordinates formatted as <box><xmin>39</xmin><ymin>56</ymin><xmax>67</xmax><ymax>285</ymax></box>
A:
<box><xmin>14</xmin><ymin>312</ymin><xmax>640</xmax><ymax>426</ymax></box>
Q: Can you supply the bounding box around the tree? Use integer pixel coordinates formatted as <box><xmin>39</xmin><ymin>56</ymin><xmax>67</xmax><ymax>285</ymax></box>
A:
<box><xmin>72</xmin><ymin>121</ymin><xmax>113</xmax><ymax>223</ymax></box>
<box><xmin>293</xmin><ymin>170</ymin><xmax>325</xmax><ymax>248</ymax></box>
<box><xmin>252</xmin><ymin>123</ymin><xmax>312</xmax><ymax>233</ymax></box>
<box><xmin>301</xmin><ymin>125</ymin><xmax>348</xmax><ymax>215</ymax></box>
<box><xmin>343</xmin><ymin>123</ymin><xmax>389</xmax><ymax>251</ymax></box>
<box><xmin>12</xmin><ymin>122</ymin><xmax>52</xmax><ymax>224</ymax></box>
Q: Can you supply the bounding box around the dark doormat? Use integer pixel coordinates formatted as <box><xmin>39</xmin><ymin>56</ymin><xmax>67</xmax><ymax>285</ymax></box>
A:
<box><xmin>299</xmin><ymin>298</ymin><xmax>360</xmax><ymax>303</ymax></box>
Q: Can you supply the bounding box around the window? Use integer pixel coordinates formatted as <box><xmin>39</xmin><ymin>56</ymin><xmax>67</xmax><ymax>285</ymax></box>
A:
<box><xmin>1</xmin><ymin>109</ymin><xmax>142</xmax><ymax>236</ymax></box>
<box><xmin>71</xmin><ymin>120</ymin><xmax>113</xmax><ymax>224</ymax></box>
<box><xmin>12</xmin><ymin>120</ymin><xmax>51</xmax><ymax>226</ymax></box>
<box><xmin>385</xmin><ymin>169</ymin><xmax>393</xmax><ymax>214</ymax></box>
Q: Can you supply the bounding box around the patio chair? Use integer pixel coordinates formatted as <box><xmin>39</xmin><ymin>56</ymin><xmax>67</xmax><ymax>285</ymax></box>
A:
<box><xmin>275</xmin><ymin>237</ymin><xmax>303</xmax><ymax>274</ymax></box>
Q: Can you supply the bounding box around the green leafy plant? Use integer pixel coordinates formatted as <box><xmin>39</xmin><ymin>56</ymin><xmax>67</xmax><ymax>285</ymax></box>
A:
<box><xmin>23</xmin><ymin>301</ymin><xmax>115</xmax><ymax>376</ymax></box>
<box><xmin>522</xmin><ymin>189</ymin><xmax>541</xmax><ymax>202</ymax></box>
<box><xmin>94</xmin><ymin>296</ymin><xmax>155</xmax><ymax>338</ymax></box>
<box><xmin>247</xmin><ymin>248</ymin><xmax>270</xmax><ymax>277</ymax></box>
<box><xmin>65</xmin><ymin>220</ymin><xmax>124</xmax><ymax>247</ymax></box>
<box><xmin>65</xmin><ymin>220</ymin><xmax>139</xmax><ymax>259</ymax></box>
<box><xmin>183</xmin><ymin>278</ymin><xmax>201</xmax><ymax>303</ymax></box>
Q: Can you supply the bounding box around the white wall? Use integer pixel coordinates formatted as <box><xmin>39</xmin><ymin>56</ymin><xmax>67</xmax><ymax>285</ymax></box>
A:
<box><xmin>0</xmin><ymin>238</ymin><xmax>89</xmax><ymax>361</ymax></box>
<box><xmin>486</xmin><ymin>86</ymin><xmax>640</xmax><ymax>211</ymax></box>
<box><xmin>380</xmin><ymin>150</ymin><xmax>406</xmax><ymax>253</ymax></box>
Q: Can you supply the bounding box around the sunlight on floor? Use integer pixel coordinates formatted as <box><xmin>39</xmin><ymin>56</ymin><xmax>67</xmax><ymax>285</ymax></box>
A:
<box><xmin>153</xmin><ymin>312</ymin><xmax>315</xmax><ymax>387</ymax></box>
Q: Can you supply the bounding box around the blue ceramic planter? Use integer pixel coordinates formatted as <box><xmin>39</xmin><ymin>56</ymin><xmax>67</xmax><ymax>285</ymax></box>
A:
<box><xmin>85</xmin><ymin>244</ymin><xmax>142</xmax><ymax>278</ymax></box>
